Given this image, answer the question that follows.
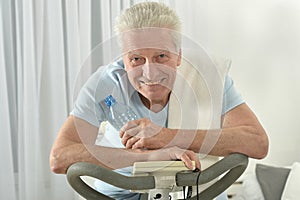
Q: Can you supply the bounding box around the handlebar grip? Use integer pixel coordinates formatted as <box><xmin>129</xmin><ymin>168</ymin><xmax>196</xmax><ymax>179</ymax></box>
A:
<box><xmin>67</xmin><ymin>162</ymin><xmax>155</xmax><ymax>200</ymax></box>
<box><xmin>176</xmin><ymin>153</ymin><xmax>248</xmax><ymax>199</ymax></box>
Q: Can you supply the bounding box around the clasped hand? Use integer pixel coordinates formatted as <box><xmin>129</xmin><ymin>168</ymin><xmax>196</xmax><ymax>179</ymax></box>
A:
<box><xmin>119</xmin><ymin>118</ymin><xmax>201</xmax><ymax>169</ymax></box>
<box><xmin>119</xmin><ymin>118</ymin><xmax>172</xmax><ymax>149</ymax></box>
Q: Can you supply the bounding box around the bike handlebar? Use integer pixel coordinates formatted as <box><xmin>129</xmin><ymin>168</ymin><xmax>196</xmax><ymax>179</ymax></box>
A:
<box><xmin>67</xmin><ymin>153</ymin><xmax>248</xmax><ymax>200</ymax></box>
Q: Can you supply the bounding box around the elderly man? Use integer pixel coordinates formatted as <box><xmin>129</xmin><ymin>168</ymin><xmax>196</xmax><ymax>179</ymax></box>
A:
<box><xmin>50</xmin><ymin>2</ymin><xmax>268</xmax><ymax>200</ymax></box>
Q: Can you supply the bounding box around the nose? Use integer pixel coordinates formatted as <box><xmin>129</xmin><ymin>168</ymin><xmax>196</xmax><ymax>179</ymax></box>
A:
<box><xmin>142</xmin><ymin>62</ymin><xmax>160</xmax><ymax>80</ymax></box>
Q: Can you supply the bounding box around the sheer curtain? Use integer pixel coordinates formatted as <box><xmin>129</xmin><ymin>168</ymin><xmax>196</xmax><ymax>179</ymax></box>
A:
<box><xmin>0</xmin><ymin>0</ymin><xmax>171</xmax><ymax>199</ymax></box>
<box><xmin>0</xmin><ymin>0</ymin><xmax>81</xmax><ymax>199</ymax></box>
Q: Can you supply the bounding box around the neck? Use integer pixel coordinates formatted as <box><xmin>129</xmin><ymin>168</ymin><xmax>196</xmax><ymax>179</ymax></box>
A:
<box><xmin>138</xmin><ymin>93</ymin><xmax>169</xmax><ymax>113</ymax></box>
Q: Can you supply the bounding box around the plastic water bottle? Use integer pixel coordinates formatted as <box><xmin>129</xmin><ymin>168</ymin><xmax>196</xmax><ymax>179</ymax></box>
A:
<box><xmin>104</xmin><ymin>95</ymin><xmax>137</xmax><ymax>130</ymax></box>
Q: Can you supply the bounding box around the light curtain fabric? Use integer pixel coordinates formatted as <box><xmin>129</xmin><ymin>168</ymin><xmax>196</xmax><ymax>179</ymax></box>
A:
<box><xmin>0</xmin><ymin>0</ymin><xmax>82</xmax><ymax>199</ymax></box>
<box><xmin>0</xmin><ymin>0</ymin><xmax>171</xmax><ymax>200</ymax></box>
<box><xmin>0</xmin><ymin>8</ymin><xmax>17</xmax><ymax>199</ymax></box>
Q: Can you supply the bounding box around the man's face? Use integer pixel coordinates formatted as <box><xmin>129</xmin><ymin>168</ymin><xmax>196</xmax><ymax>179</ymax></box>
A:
<box><xmin>123</xmin><ymin>48</ymin><xmax>181</xmax><ymax>105</ymax></box>
<box><xmin>121</xmin><ymin>28</ymin><xmax>181</xmax><ymax>106</ymax></box>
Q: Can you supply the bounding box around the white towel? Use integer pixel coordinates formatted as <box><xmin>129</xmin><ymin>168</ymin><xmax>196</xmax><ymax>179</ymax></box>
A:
<box><xmin>168</xmin><ymin>48</ymin><xmax>231</xmax><ymax>169</ymax></box>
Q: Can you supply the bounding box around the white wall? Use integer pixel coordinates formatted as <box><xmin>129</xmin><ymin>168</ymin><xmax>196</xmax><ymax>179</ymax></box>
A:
<box><xmin>174</xmin><ymin>0</ymin><xmax>300</xmax><ymax>168</ymax></box>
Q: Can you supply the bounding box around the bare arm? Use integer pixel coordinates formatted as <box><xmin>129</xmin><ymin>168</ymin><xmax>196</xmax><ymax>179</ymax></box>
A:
<box><xmin>49</xmin><ymin>116</ymin><xmax>200</xmax><ymax>174</ymax></box>
<box><xmin>188</xmin><ymin>103</ymin><xmax>268</xmax><ymax>158</ymax></box>
<box><xmin>120</xmin><ymin>103</ymin><xmax>269</xmax><ymax>159</ymax></box>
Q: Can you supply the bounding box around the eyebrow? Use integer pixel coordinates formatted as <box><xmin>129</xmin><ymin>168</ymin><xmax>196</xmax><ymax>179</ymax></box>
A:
<box><xmin>127</xmin><ymin>48</ymin><xmax>170</xmax><ymax>55</ymax></box>
<box><xmin>156</xmin><ymin>49</ymin><xmax>170</xmax><ymax>54</ymax></box>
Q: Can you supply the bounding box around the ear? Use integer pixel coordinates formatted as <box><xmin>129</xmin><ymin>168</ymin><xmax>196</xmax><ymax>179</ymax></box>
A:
<box><xmin>176</xmin><ymin>49</ymin><xmax>182</xmax><ymax>66</ymax></box>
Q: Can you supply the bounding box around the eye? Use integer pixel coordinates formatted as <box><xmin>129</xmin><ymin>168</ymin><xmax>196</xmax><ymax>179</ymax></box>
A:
<box><xmin>156</xmin><ymin>52</ymin><xmax>169</xmax><ymax>63</ymax></box>
<box><xmin>130</xmin><ymin>56</ymin><xmax>145</xmax><ymax>66</ymax></box>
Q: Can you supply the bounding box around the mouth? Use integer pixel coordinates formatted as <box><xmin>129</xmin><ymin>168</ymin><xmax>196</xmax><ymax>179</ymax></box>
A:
<box><xmin>140</xmin><ymin>78</ymin><xmax>166</xmax><ymax>86</ymax></box>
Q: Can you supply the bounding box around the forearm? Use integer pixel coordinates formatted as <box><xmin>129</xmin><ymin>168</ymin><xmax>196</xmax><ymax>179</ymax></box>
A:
<box><xmin>50</xmin><ymin>138</ymin><xmax>193</xmax><ymax>174</ymax></box>
<box><xmin>49</xmin><ymin>115</ymin><xmax>144</xmax><ymax>173</ymax></box>
<box><xmin>165</xmin><ymin>104</ymin><xmax>268</xmax><ymax>159</ymax></box>
<box><xmin>50</xmin><ymin>141</ymin><xmax>151</xmax><ymax>174</ymax></box>
<box><xmin>170</xmin><ymin>125</ymin><xmax>268</xmax><ymax>159</ymax></box>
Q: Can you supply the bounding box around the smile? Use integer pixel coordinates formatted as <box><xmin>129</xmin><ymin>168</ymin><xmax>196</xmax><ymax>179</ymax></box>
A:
<box><xmin>144</xmin><ymin>81</ymin><xmax>160</xmax><ymax>85</ymax></box>
<box><xmin>140</xmin><ymin>78</ymin><xmax>166</xmax><ymax>86</ymax></box>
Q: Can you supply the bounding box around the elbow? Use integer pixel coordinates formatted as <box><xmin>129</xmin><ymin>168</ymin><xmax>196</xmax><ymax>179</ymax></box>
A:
<box><xmin>251</xmin><ymin>129</ymin><xmax>269</xmax><ymax>159</ymax></box>
<box><xmin>49</xmin><ymin>147</ymin><xmax>69</xmax><ymax>174</ymax></box>
<box><xmin>257</xmin><ymin>133</ymin><xmax>269</xmax><ymax>159</ymax></box>
<box><xmin>237</xmin><ymin>126</ymin><xmax>269</xmax><ymax>160</ymax></box>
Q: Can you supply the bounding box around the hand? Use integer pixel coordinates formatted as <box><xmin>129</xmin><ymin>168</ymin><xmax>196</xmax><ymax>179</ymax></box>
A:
<box><xmin>150</xmin><ymin>146</ymin><xmax>201</xmax><ymax>170</ymax></box>
<box><xmin>119</xmin><ymin>118</ymin><xmax>174</xmax><ymax>149</ymax></box>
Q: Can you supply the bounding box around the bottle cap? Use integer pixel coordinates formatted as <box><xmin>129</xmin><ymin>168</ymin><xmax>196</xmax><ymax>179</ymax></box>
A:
<box><xmin>104</xmin><ymin>95</ymin><xmax>116</xmax><ymax>107</ymax></box>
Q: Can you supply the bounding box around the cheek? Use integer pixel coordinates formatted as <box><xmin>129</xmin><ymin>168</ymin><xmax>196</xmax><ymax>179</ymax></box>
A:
<box><xmin>161</xmin><ymin>65</ymin><xmax>177</xmax><ymax>78</ymax></box>
<box><xmin>126</xmin><ymin>67</ymin><xmax>143</xmax><ymax>86</ymax></box>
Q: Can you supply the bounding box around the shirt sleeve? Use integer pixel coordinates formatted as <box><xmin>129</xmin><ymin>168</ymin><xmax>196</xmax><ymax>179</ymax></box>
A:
<box><xmin>70</xmin><ymin>68</ymin><xmax>106</xmax><ymax>128</ymax></box>
<box><xmin>222</xmin><ymin>75</ymin><xmax>245</xmax><ymax>114</ymax></box>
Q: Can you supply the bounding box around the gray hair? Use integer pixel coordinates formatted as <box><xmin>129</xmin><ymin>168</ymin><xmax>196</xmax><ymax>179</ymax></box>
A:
<box><xmin>115</xmin><ymin>2</ymin><xmax>182</xmax><ymax>51</ymax></box>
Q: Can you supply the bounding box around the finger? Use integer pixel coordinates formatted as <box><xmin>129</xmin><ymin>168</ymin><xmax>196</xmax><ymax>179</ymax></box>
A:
<box><xmin>194</xmin><ymin>158</ymin><xmax>201</xmax><ymax>170</ymax></box>
<box><xmin>180</xmin><ymin>153</ymin><xmax>194</xmax><ymax>170</ymax></box>
<box><xmin>184</xmin><ymin>151</ymin><xmax>201</xmax><ymax>170</ymax></box>
<box><xmin>132</xmin><ymin>139</ymin><xmax>145</xmax><ymax>149</ymax></box>
<box><xmin>119</xmin><ymin>120</ymin><xmax>139</xmax><ymax>138</ymax></box>
<box><xmin>125</xmin><ymin>137</ymin><xmax>140</xmax><ymax>149</ymax></box>
<box><xmin>121</xmin><ymin>126</ymin><xmax>141</xmax><ymax>146</ymax></box>
<box><xmin>189</xmin><ymin>153</ymin><xmax>201</xmax><ymax>170</ymax></box>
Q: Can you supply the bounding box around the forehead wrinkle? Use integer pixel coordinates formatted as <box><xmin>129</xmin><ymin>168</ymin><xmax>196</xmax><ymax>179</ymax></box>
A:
<box><xmin>128</xmin><ymin>51</ymin><xmax>141</xmax><ymax>55</ymax></box>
